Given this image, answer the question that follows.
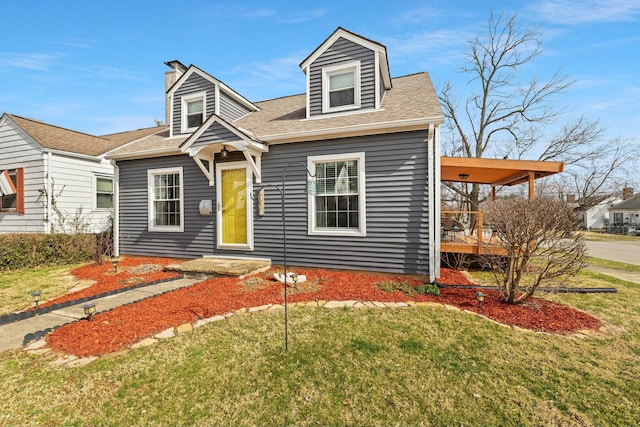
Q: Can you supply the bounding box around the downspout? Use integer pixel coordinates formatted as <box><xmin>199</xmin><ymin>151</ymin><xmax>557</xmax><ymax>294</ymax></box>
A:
<box><xmin>434</xmin><ymin>124</ymin><xmax>441</xmax><ymax>279</ymax></box>
<box><xmin>111</xmin><ymin>160</ymin><xmax>120</xmax><ymax>257</ymax></box>
<box><xmin>45</xmin><ymin>152</ymin><xmax>52</xmax><ymax>233</ymax></box>
<box><xmin>426</xmin><ymin>124</ymin><xmax>436</xmax><ymax>282</ymax></box>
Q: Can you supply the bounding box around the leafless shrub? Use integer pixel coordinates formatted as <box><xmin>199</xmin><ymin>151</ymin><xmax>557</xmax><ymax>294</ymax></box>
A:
<box><xmin>481</xmin><ymin>197</ymin><xmax>587</xmax><ymax>304</ymax></box>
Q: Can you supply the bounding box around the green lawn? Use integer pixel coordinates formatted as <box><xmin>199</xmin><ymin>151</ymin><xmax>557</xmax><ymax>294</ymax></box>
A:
<box><xmin>0</xmin><ymin>263</ymin><xmax>639</xmax><ymax>426</ymax></box>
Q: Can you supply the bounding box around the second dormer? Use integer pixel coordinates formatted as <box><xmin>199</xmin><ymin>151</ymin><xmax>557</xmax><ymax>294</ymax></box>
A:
<box><xmin>165</xmin><ymin>61</ymin><xmax>259</xmax><ymax>138</ymax></box>
<box><xmin>300</xmin><ymin>27</ymin><xmax>392</xmax><ymax>119</ymax></box>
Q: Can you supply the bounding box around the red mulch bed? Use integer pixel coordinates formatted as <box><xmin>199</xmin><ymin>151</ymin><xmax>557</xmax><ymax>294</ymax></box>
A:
<box><xmin>37</xmin><ymin>257</ymin><xmax>181</xmax><ymax>309</ymax></box>
<box><xmin>45</xmin><ymin>259</ymin><xmax>601</xmax><ymax>357</ymax></box>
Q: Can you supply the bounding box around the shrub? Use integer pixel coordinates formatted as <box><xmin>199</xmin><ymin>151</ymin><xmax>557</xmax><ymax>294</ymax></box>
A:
<box><xmin>481</xmin><ymin>197</ymin><xmax>587</xmax><ymax>304</ymax></box>
<box><xmin>0</xmin><ymin>233</ymin><xmax>100</xmax><ymax>271</ymax></box>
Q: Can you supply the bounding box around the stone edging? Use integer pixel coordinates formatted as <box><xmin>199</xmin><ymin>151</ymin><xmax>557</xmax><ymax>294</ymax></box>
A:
<box><xmin>23</xmin><ymin>299</ymin><xmax>612</xmax><ymax>369</ymax></box>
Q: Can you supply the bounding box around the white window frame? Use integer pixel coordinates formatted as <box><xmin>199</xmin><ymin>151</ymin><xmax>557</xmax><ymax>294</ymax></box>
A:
<box><xmin>181</xmin><ymin>91</ymin><xmax>206</xmax><ymax>133</ymax></box>
<box><xmin>308</xmin><ymin>152</ymin><xmax>366</xmax><ymax>237</ymax></box>
<box><xmin>147</xmin><ymin>167</ymin><xmax>184</xmax><ymax>232</ymax></box>
<box><xmin>94</xmin><ymin>175</ymin><xmax>114</xmax><ymax>210</ymax></box>
<box><xmin>322</xmin><ymin>61</ymin><xmax>361</xmax><ymax>114</ymax></box>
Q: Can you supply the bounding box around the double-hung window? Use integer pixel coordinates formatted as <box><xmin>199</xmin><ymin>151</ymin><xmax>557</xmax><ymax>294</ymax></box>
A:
<box><xmin>308</xmin><ymin>152</ymin><xmax>366</xmax><ymax>236</ymax></box>
<box><xmin>0</xmin><ymin>168</ymin><xmax>24</xmax><ymax>213</ymax></box>
<box><xmin>181</xmin><ymin>92</ymin><xmax>206</xmax><ymax>133</ymax></box>
<box><xmin>95</xmin><ymin>176</ymin><xmax>114</xmax><ymax>209</ymax></box>
<box><xmin>322</xmin><ymin>61</ymin><xmax>361</xmax><ymax>113</ymax></box>
<box><xmin>148</xmin><ymin>167</ymin><xmax>184</xmax><ymax>232</ymax></box>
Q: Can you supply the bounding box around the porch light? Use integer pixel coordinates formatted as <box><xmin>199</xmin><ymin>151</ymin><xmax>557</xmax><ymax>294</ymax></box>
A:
<box><xmin>475</xmin><ymin>291</ymin><xmax>485</xmax><ymax>308</ymax></box>
<box><xmin>221</xmin><ymin>146</ymin><xmax>229</xmax><ymax>159</ymax></box>
<box><xmin>31</xmin><ymin>291</ymin><xmax>42</xmax><ymax>309</ymax></box>
<box><xmin>111</xmin><ymin>257</ymin><xmax>119</xmax><ymax>273</ymax></box>
<box><xmin>459</xmin><ymin>173</ymin><xmax>469</xmax><ymax>180</ymax></box>
<box><xmin>83</xmin><ymin>303</ymin><xmax>97</xmax><ymax>321</ymax></box>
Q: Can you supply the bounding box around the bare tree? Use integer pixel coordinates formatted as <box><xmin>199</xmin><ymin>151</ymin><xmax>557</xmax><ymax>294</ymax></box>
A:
<box><xmin>482</xmin><ymin>197</ymin><xmax>587</xmax><ymax>304</ymax></box>
<box><xmin>438</xmin><ymin>12</ymin><xmax>633</xmax><ymax>212</ymax></box>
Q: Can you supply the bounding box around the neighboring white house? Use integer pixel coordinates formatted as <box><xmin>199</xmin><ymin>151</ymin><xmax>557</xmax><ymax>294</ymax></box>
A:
<box><xmin>0</xmin><ymin>113</ymin><xmax>160</xmax><ymax>233</ymax></box>
<box><xmin>569</xmin><ymin>194</ymin><xmax>622</xmax><ymax>230</ymax></box>
<box><xmin>609</xmin><ymin>190</ymin><xmax>640</xmax><ymax>228</ymax></box>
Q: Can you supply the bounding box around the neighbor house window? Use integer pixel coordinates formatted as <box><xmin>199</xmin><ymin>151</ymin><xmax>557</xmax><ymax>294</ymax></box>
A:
<box><xmin>181</xmin><ymin>92</ymin><xmax>206</xmax><ymax>133</ymax></box>
<box><xmin>95</xmin><ymin>176</ymin><xmax>113</xmax><ymax>209</ymax></box>
<box><xmin>308</xmin><ymin>152</ymin><xmax>366</xmax><ymax>236</ymax></box>
<box><xmin>613</xmin><ymin>212</ymin><xmax>623</xmax><ymax>225</ymax></box>
<box><xmin>148</xmin><ymin>167</ymin><xmax>184</xmax><ymax>232</ymax></box>
<box><xmin>322</xmin><ymin>62</ymin><xmax>361</xmax><ymax>113</ymax></box>
<box><xmin>0</xmin><ymin>168</ymin><xmax>24</xmax><ymax>214</ymax></box>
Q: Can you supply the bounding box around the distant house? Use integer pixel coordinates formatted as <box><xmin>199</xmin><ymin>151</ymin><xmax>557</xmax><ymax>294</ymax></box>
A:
<box><xmin>0</xmin><ymin>113</ymin><xmax>159</xmax><ymax>233</ymax></box>
<box><xmin>609</xmin><ymin>188</ymin><xmax>640</xmax><ymax>228</ymax></box>
<box><xmin>106</xmin><ymin>27</ymin><xmax>445</xmax><ymax>278</ymax></box>
<box><xmin>568</xmin><ymin>194</ymin><xmax>622</xmax><ymax>230</ymax></box>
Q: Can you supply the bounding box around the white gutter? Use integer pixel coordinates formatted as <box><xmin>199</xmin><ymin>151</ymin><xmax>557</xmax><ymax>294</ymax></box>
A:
<box><xmin>260</xmin><ymin>116</ymin><xmax>444</xmax><ymax>144</ymax></box>
<box><xmin>42</xmin><ymin>147</ymin><xmax>102</xmax><ymax>162</ymax></box>
<box><xmin>111</xmin><ymin>160</ymin><xmax>119</xmax><ymax>257</ymax></box>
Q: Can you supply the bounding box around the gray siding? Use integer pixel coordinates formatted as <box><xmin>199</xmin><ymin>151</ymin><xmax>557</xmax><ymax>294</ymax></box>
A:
<box><xmin>220</xmin><ymin>91</ymin><xmax>252</xmax><ymax>121</ymax></box>
<box><xmin>118</xmin><ymin>155</ymin><xmax>215</xmax><ymax>257</ymax></box>
<box><xmin>191</xmin><ymin>123</ymin><xmax>239</xmax><ymax>147</ymax></box>
<box><xmin>172</xmin><ymin>74</ymin><xmax>216</xmax><ymax>136</ymax></box>
<box><xmin>308</xmin><ymin>37</ymin><xmax>376</xmax><ymax>117</ymax></box>
<box><xmin>118</xmin><ymin>131</ymin><xmax>431</xmax><ymax>275</ymax></box>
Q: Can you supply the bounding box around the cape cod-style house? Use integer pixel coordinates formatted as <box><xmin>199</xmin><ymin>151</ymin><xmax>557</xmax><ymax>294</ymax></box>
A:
<box><xmin>106</xmin><ymin>28</ymin><xmax>445</xmax><ymax>279</ymax></box>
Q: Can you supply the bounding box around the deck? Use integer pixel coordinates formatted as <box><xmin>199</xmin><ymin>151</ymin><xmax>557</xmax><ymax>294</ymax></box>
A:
<box><xmin>440</xmin><ymin>210</ymin><xmax>507</xmax><ymax>256</ymax></box>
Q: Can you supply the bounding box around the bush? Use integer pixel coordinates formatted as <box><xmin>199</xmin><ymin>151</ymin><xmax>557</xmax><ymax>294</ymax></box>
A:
<box><xmin>481</xmin><ymin>197</ymin><xmax>587</xmax><ymax>304</ymax></box>
<box><xmin>0</xmin><ymin>233</ymin><xmax>101</xmax><ymax>271</ymax></box>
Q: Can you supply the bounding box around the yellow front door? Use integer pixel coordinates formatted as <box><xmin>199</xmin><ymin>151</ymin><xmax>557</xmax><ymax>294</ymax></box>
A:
<box><xmin>221</xmin><ymin>167</ymin><xmax>247</xmax><ymax>245</ymax></box>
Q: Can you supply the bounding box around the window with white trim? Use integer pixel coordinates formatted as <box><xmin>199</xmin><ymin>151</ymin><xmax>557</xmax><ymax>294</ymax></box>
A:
<box><xmin>95</xmin><ymin>176</ymin><xmax>113</xmax><ymax>209</ymax></box>
<box><xmin>181</xmin><ymin>92</ymin><xmax>206</xmax><ymax>133</ymax></box>
<box><xmin>148</xmin><ymin>167</ymin><xmax>184</xmax><ymax>232</ymax></box>
<box><xmin>0</xmin><ymin>168</ymin><xmax>24</xmax><ymax>213</ymax></box>
<box><xmin>322</xmin><ymin>62</ymin><xmax>361</xmax><ymax>113</ymax></box>
<box><xmin>308</xmin><ymin>152</ymin><xmax>366</xmax><ymax>236</ymax></box>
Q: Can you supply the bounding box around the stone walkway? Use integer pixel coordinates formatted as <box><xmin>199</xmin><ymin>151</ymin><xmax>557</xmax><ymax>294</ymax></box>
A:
<box><xmin>0</xmin><ymin>278</ymin><xmax>199</xmax><ymax>353</ymax></box>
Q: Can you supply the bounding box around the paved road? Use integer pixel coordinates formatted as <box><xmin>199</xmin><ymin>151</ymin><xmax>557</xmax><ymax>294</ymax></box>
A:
<box><xmin>584</xmin><ymin>239</ymin><xmax>640</xmax><ymax>266</ymax></box>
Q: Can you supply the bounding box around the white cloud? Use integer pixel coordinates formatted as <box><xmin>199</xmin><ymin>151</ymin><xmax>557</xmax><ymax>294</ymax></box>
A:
<box><xmin>534</xmin><ymin>0</ymin><xmax>640</xmax><ymax>24</ymax></box>
<box><xmin>0</xmin><ymin>53</ymin><xmax>61</xmax><ymax>70</ymax></box>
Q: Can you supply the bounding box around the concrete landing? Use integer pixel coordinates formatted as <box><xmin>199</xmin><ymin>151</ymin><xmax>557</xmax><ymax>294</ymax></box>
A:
<box><xmin>165</xmin><ymin>257</ymin><xmax>271</xmax><ymax>279</ymax></box>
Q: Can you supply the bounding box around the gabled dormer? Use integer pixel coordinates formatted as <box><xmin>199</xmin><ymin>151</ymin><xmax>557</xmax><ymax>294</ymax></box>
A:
<box><xmin>299</xmin><ymin>27</ymin><xmax>392</xmax><ymax>119</ymax></box>
<box><xmin>165</xmin><ymin>62</ymin><xmax>259</xmax><ymax>138</ymax></box>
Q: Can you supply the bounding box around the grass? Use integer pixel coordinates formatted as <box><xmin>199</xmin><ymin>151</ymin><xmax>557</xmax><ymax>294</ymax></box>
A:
<box><xmin>0</xmin><ymin>263</ymin><xmax>89</xmax><ymax>316</ymax></box>
<box><xmin>0</xmin><ymin>262</ymin><xmax>639</xmax><ymax>425</ymax></box>
<box><xmin>579</xmin><ymin>231</ymin><xmax>640</xmax><ymax>242</ymax></box>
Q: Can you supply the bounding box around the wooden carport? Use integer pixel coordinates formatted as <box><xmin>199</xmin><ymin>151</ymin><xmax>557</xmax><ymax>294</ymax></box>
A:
<box><xmin>440</xmin><ymin>157</ymin><xmax>565</xmax><ymax>254</ymax></box>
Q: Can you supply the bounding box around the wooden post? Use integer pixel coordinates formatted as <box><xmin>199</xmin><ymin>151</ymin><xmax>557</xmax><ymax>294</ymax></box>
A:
<box><xmin>477</xmin><ymin>210</ymin><xmax>483</xmax><ymax>252</ymax></box>
<box><xmin>528</xmin><ymin>171</ymin><xmax>535</xmax><ymax>200</ymax></box>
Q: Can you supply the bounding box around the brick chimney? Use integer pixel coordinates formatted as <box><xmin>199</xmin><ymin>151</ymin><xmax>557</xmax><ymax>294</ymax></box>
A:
<box><xmin>164</xmin><ymin>61</ymin><xmax>187</xmax><ymax>127</ymax></box>
<box><xmin>623</xmin><ymin>186</ymin><xmax>634</xmax><ymax>200</ymax></box>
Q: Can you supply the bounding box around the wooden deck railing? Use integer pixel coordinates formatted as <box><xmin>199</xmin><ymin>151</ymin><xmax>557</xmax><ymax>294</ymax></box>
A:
<box><xmin>440</xmin><ymin>210</ymin><xmax>505</xmax><ymax>255</ymax></box>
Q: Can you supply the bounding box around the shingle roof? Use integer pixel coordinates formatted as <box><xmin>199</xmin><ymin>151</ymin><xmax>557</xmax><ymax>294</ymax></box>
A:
<box><xmin>107</xmin><ymin>72</ymin><xmax>443</xmax><ymax>159</ymax></box>
<box><xmin>101</xmin><ymin>125</ymin><xmax>168</xmax><ymax>145</ymax></box>
<box><xmin>6</xmin><ymin>114</ymin><xmax>129</xmax><ymax>157</ymax></box>
<box><xmin>612</xmin><ymin>193</ymin><xmax>640</xmax><ymax>210</ymax></box>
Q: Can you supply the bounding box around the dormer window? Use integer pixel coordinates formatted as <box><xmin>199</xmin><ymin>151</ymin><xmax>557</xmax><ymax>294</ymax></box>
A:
<box><xmin>322</xmin><ymin>61</ymin><xmax>361</xmax><ymax>114</ymax></box>
<box><xmin>181</xmin><ymin>92</ymin><xmax>206</xmax><ymax>133</ymax></box>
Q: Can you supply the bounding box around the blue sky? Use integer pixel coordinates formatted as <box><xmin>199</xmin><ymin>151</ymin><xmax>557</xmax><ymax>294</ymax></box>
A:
<box><xmin>1</xmin><ymin>0</ymin><xmax>639</xmax><ymax>145</ymax></box>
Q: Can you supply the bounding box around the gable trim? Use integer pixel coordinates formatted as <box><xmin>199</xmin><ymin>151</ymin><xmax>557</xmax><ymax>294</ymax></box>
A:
<box><xmin>299</xmin><ymin>27</ymin><xmax>392</xmax><ymax>90</ymax></box>
<box><xmin>167</xmin><ymin>65</ymin><xmax>259</xmax><ymax>113</ymax></box>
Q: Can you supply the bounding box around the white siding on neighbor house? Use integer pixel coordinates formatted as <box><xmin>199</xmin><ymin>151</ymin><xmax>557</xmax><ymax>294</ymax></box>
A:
<box><xmin>48</xmin><ymin>154</ymin><xmax>113</xmax><ymax>233</ymax></box>
<box><xmin>0</xmin><ymin>119</ymin><xmax>47</xmax><ymax>233</ymax></box>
